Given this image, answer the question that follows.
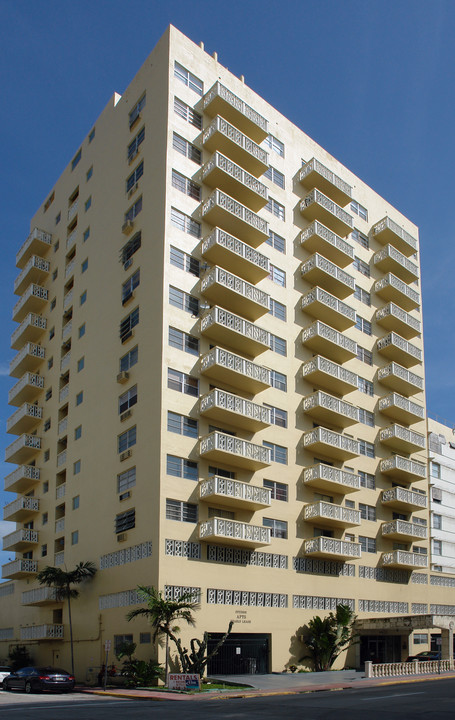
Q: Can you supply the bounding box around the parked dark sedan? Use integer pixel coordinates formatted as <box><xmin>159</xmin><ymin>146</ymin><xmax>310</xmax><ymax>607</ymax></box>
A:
<box><xmin>2</xmin><ymin>666</ymin><xmax>75</xmax><ymax>693</ymax></box>
<box><xmin>406</xmin><ymin>650</ymin><xmax>441</xmax><ymax>662</ymax></box>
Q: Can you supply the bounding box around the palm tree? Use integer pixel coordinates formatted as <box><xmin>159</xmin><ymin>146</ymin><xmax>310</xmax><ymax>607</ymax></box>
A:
<box><xmin>36</xmin><ymin>561</ymin><xmax>97</xmax><ymax>676</ymax></box>
<box><xmin>301</xmin><ymin>604</ymin><xmax>357</xmax><ymax>671</ymax></box>
<box><xmin>127</xmin><ymin>585</ymin><xmax>198</xmax><ymax>685</ymax></box>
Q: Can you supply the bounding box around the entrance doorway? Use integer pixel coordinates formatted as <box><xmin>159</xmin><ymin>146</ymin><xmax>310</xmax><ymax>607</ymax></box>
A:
<box><xmin>207</xmin><ymin>633</ymin><xmax>269</xmax><ymax>674</ymax></box>
<box><xmin>360</xmin><ymin>635</ymin><xmax>402</xmax><ymax>665</ymax></box>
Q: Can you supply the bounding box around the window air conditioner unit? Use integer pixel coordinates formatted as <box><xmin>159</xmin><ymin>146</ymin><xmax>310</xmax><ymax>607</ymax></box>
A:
<box><xmin>117</xmin><ymin>533</ymin><xmax>128</xmax><ymax>542</ymax></box>
<box><xmin>117</xmin><ymin>371</ymin><xmax>130</xmax><ymax>384</ymax></box>
<box><xmin>120</xmin><ymin>449</ymin><xmax>132</xmax><ymax>462</ymax></box>
<box><xmin>122</xmin><ymin>219</ymin><xmax>134</xmax><ymax>235</ymax></box>
<box><xmin>120</xmin><ymin>410</ymin><xmax>132</xmax><ymax>422</ymax></box>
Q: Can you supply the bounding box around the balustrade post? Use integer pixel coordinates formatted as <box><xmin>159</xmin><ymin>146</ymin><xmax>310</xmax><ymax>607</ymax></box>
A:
<box><xmin>364</xmin><ymin>660</ymin><xmax>373</xmax><ymax>678</ymax></box>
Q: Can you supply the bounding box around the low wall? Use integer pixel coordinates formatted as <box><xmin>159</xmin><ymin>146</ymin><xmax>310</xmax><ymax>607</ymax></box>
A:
<box><xmin>365</xmin><ymin>659</ymin><xmax>453</xmax><ymax>678</ymax></box>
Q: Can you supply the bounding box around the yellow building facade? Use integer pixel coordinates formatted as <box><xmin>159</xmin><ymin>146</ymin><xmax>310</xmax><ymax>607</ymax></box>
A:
<box><xmin>1</xmin><ymin>25</ymin><xmax>454</xmax><ymax>678</ymax></box>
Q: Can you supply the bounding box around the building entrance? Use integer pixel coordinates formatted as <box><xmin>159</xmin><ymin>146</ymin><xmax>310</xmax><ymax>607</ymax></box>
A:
<box><xmin>360</xmin><ymin>635</ymin><xmax>402</xmax><ymax>665</ymax></box>
<box><xmin>206</xmin><ymin>633</ymin><xmax>269</xmax><ymax>674</ymax></box>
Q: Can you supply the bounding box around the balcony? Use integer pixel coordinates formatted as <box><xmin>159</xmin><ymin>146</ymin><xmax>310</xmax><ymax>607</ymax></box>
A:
<box><xmin>379</xmin><ymin>423</ymin><xmax>425</xmax><ymax>453</ymax></box>
<box><xmin>65</xmin><ymin>258</ymin><xmax>76</xmax><ymax>279</ymax></box>
<box><xmin>63</xmin><ymin>288</ymin><xmax>74</xmax><ymax>309</ymax></box>
<box><xmin>372</xmin><ymin>216</ymin><xmax>417</xmax><ymax>257</ymax></box>
<box><xmin>374</xmin><ymin>273</ymin><xmax>420</xmax><ymax>312</ymax></box>
<box><xmin>304</xmin><ymin>463</ymin><xmax>360</xmax><ymax>495</ymax></box>
<box><xmin>302</xmin><ymin>426</ymin><xmax>359</xmax><ymax>461</ymax></box>
<box><xmin>7</xmin><ymin>403</ymin><xmax>43</xmax><ymax>435</ymax></box>
<box><xmin>377</xmin><ymin>332</ymin><xmax>422</xmax><ymax>368</ymax></box>
<box><xmin>300</xmin><ymin>189</ymin><xmax>353</xmax><ymax>237</ymax></box>
<box><xmin>375</xmin><ymin>303</ymin><xmax>420</xmax><ymax>340</ymax></box>
<box><xmin>378</xmin><ymin>392</ymin><xmax>425</xmax><ymax>424</ymax></box>
<box><xmin>304</xmin><ymin>501</ymin><xmax>361</xmax><ymax>528</ymax></box>
<box><xmin>300</xmin><ymin>220</ymin><xmax>354</xmax><ymax>268</ymax></box>
<box><xmin>299</xmin><ymin>158</ymin><xmax>352</xmax><ymax>206</ymax></box>
<box><xmin>57</xmin><ymin>449</ymin><xmax>67</xmax><ymax>467</ymax></box>
<box><xmin>201</xmin><ymin>266</ymin><xmax>269</xmax><ymax>321</ymax></box>
<box><xmin>199</xmin><ymin>431</ymin><xmax>271</xmax><ymax>471</ymax></box>
<box><xmin>55</xmin><ymin>551</ymin><xmax>65</xmax><ymax>566</ymax></box>
<box><xmin>202</xmin><ymin>227</ymin><xmax>270</xmax><ymax>283</ymax></box>
<box><xmin>381</xmin><ymin>486</ymin><xmax>428</xmax><ymax>511</ymax></box>
<box><xmin>62</xmin><ymin>320</ymin><xmax>72</xmax><ymax>343</ymax></box>
<box><xmin>377</xmin><ymin>362</ymin><xmax>424</xmax><ymax>396</ymax></box>
<box><xmin>56</xmin><ymin>483</ymin><xmax>66</xmax><ymax>500</ymax></box>
<box><xmin>10</xmin><ymin>342</ymin><xmax>46</xmax><ymax>378</ymax></box>
<box><xmin>200</xmin><ymin>305</ymin><xmax>269</xmax><ymax>357</ymax></box>
<box><xmin>381</xmin><ymin>519</ymin><xmax>427</xmax><ymax>541</ymax></box>
<box><xmin>9</xmin><ymin>372</ymin><xmax>44</xmax><ymax>406</ymax></box>
<box><xmin>68</xmin><ymin>197</ymin><xmax>79</xmax><ymax>222</ymax></box>
<box><xmin>200</xmin><ymin>389</ymin><xmax>271</xmax><ymax>432</ymax></box>
<box><xmin>11</xmin><ymin>313</ymin><xmax>47</xmax><ymax>350</ymax></box>
<box><xmin>380</xmin><ymin>550</ymin><xmax>428</xmax><ymax>569</ymax></box>
<box><xmin>58</xmin><ymin>417</ymin><xmax>68</xmax><ymax>437</ymax></box>
<box><xmin>373</xmin><ymin>244</ymin><xmax>419</xmax><ymax>283</ymax></box>
<box><xmin>66</xmin><ymin>228</ymin><xmax>77</xmax><ymax>251</ymax></box>
<box><xmin>301</xmin><ymin>287</ymin><xmax>356</xmax><ymax>331</ymax></box>
<box><xmin>302</xmin><ymin>320</ymin><xmax>357</xmax><ymax>363</ymax></box>
<box><xmin>59</xmin><ymin>385</ymin><xmax>70</xmax><ymax>403</ymax></box>
<box><xmin>302</xmin><ymin>355</ymin><xmax>358</xmax><ymax>395</ymax></box>
<box><xmin>203</xmin><ymin>116</ymin><xmax>268</xmax><ymax>175</ymax></box>
<box><xmin>301</xmin><ymin>253</ymin><xmax>355</xmax><ymax>299</ymax></box>
<box><xmin>14</xmin><ymin>255</ymin><xmax>50</xmax><ymax>295</ymax></box>
<box><xmin>303</xmin><ymin>536</ymin><xmax>362</xmax><ymax>560</ymax></box>
<box><xmin>16</xmin><ymin>228</ymin><xmax>52</xmax><ymax>269</ymax></box>
<box><xmin>199</xmin><ymin>517</ymin><xmax>270</xmax><ymax>548</ymax></box>
<box><xmin>12</xmin><ymin>284</ymin><xmax>49</xmax><ymax>323</ymax></box>
<box><xmin>3</xmin><ymin>495</ymin><xmax>39</xmax><ymax>522</ymax></box>
<box><xmin>55</xmin><ymin>518</ymin><xmax>65</xmax><ymax>533</ymax></box>
<box><xmin>203</xmin><ymin>81</ymin><xmax>268</xmax><ymax>143</ymax></box>
<box><xmin>4</xmin><ymin>464</ymin><xmax>40</xmax><ymax>493</ymax></box>
<box><xmin>202</xmin><ymin>152</ymin><xmax>268</xmax><ymax>211</ymax></box>
<box><xmin>60</xmin><ymin>351</ymin><xmax>71</xmax><ymax>373</ymax></box>
<box><xmin>20</xmin><ymin>624</ymin><xmax>64</xmax><ymax>641</ymax></box>
<box><xmin>303</xmin><ymin>390</ymin><xmax>359</xmax><ymax>428</ymax></box>
<box><xmin>380</xmin><ymin>455</ymin><xmax>426</xmax><ymax>482</ymax></box>
<box><xmin>2</xmin><ymin>559</ymin><xmax>38</xmax><ymax>580</ymax></box>
<box><xmin>5</xmin><ymin>434</ymin><xmax>41</xmax><ymax>464</ymax></box>
<box><xmin>2</xmin><ymin>528</ymin><xmax>39</xmax><ymax>552</ymax></box>
<box><xmin>199</xmin><ymin>476</ymin><xmax>271</xmax><ymax>510</ymax></box>
<box><xmin>200</xmin><ymin>346</ymin><xmax>270</xmax><ymax>394</ymax></box>
<box><xmin>22</xmin><ymin>586</ymin><xmax>58</xmax><ymax>605</ymax></box>
<box><xmin>202</xmin><ymin>190</ymin><xmax>269</xmax><ymax>247</ymax></box>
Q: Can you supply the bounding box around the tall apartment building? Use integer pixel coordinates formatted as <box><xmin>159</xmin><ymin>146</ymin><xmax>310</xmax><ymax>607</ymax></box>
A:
<box><xmin>1</xmin><ymin>25</ymin><xmax>454</xmax><ymax>675</ymax></box>
<box><xmin>428</xmin><ymin>418</ymin><xmax>455</xmax><ymax>574</ymax></box>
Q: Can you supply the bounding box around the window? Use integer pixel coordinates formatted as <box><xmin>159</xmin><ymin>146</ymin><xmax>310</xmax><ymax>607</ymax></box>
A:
<box><xmin>263</xmin><ymin>441</ymin><xmax>287</xmax><ymax>464</ymax></box>
<box><xmin>44</xmin><ymin>449</ymin><xmax>50</xmax><ymax>462</ymax></box>
<box><xmin>71</xmin><ymin>149</ymin><xmax>82</xmax><ymax>170</ymax></box>
<box><xmin>354</xmin><ymin>285</ymin><xmax>370</xmax><ymax>306</ymax></box>
<box><xmin>358</xmin><ymin>471</ymin><xmax>375</xmax><ymax>489</ymax></box>
<box><xmin>44</xmin><ymin>191</ymin><xmax>54</xmax><ymax>212</ymax></box>
<box><xmin>414</xmin><ymin>634</ymin><xmax>428</xmax><ymax>645</ymax></box>
<box><xmin>74</xmin><ymin>460</ymin><xmax>81</xmax><ymax>475</ymax></box>
<box><xmin>117</xmin><ymin>467</ymin><xmax>136</xmax><ymax>494</ymax></box>
<box><xmin>264</xmin><ymin>134</ymin><xmax>284</xmax><ymax>157</ymax></box>
<box><xmin>80</xmin><ymin>291</ymin><xmax>87</xmax><ymax>306</ymax></box>
<box><xmin>266</xmin><ymin>230</ymin><xmax>285</xmax><ymax>253</ymax></box>
<box><xmin>115</xmin><ymin>508</ymin><xmax>135</xmax><ymax>533</ymax></box>
<box><xmin>78</xmin><ymin>323</ymin><xmax>86</xmax><ymax>339</ymax></box>
<box><xmin>129</xmin><ymin>93</ymin><xmax>146</xmax><ymax>128</ymax></box>
<box><xmin>41</xmin><ymin>544</ymin><xmax>47</xmax><ymax>557</ymax></box>
<box><xmin>122</xmin><ymin>269</ymin><xmax>140</xmax><ymax>303</ymax></box>
<box><xmin>359</xmin><ymin>503</ymin><xmax>376</xmax><ymax>521</ymax></box>
<box><xmin>121</xmin><ymin>231</ymin><xmax>142</xmax><ymax>264</ymax></box>
<box><xmin>170</xmin><ymin>246</ymin><xmax>200</xmax><ymax>276</ymax></box>
<box><xmin>83</xmin><ymin>227</ymin><xmax>90</xmax><ymax>242</ymax></box>
<box><xmin>358</xmin><ymin>408</ymin><xmax>374</xmax><ymax>427</ymax></box>
<box><xmin>128</xmin><ymin>126</ymin><xmax>145</xmax><ymax>162</ymax></box>
<box><xmin>124</xmin><ymin>196</ymin><xmax>142</xmax><ymax>222</ymax></box>
<box><xmin>172</xmin><ymin>132</ymin><xmax>202</xmax><ymax>164</ymax></box>
<box><xmin>44</xmin><ymin>419</ymin><xmax>51</xmax><ymax>432</ymax></box>
<box><xmin>71</xmin><ymin>530</ymin><xmax>79</xmax><ymax>545</ymax></box>
<box><xmin>166</xmin><ymin>454</ymin><xmax>198</xmax><ymax>480</ymax></box>
<box><xmin>126</xmin><ymin>161</ymin><xmax>144</xmax><ymax>192</ymax></box>
<box><xmin>265</xmin><ymin>197</ymin><xmax>285</xmax><ymax>221</ymax></box>
<box><xmin>167</xmin><ymin>412</ymin><xmax>198</xmax><ymax>438</ymax></box>
<box><xmin>77</xmin><ymin>357</ymin><xmax>84</xmax><ymax>372</ymax></box>
<box><xmin>81</xmin><ymin>258</ymin><xmax>88</xmax><ymax>273</ymax></box>
<box><xmin>430</xmin><ymin>462</ymin><xmax>441</xmax><ymax>479</ymax></box>
<box><xmin>55</xmin><ymin>212</ymin><xmax>61</xmax><ymax>225</ymax></box>
<box><xmin>353</xmin><ymin>256</ymin><xmax>370</xmax><ymax>278</ymax></box>
<box><xmin>358</xmin><ymin>376</ymin><xmax>374</xmax><ymax>395</ymax></box>
<box><xmin>42</xmin><ymin>512</ymin><xmax>48</xmax><ymax>525</ymax></box>
<box><xmin>50</xmin><ymin>298</ymin><xmax>56</xmax><ymax>310</ymax></box>
<box><xmin>357</xmin><ymin>346</ymin><xmax>373</xmax><ymax>365</ymax></box>
<box><xmin>170</xmin><ymin>207</ymin><xmax>201</xmax><ymax>238</ymax></box>
<box><xmin>120</xmin><ymin>307</ymin><xmax>139</xmax><ymax>342</ymax></box>
<box><xmin>52</xmin><ymin>269</ymin><xmax>58</xmax><ymax>281</ymax></box>
<box><xmin>209</xmin><ymin>466</ymin><xmax>235</xmax><ymax>479</ymax></box>
<box><xmin>169</xmin><ymin>327</ymin><xmax>199</xmax><ymax>356</ymax></box>
<box><xmin>269</xmin><ymin>333</ymin><xmax>286</xmax><ymax>356</ymax></box>
<box><xmin>263</xmin><ymin>479</ymin><xmax>288</xmax><ymax>501</ymax></box>
<box><xmin>140</xmin><ymin>632</ymin><xmax>151</xmax><ymax>644</ymax></box>
<box><xmin>118</xmin><ymin>426</ymin><xmax>137</xmax><ymax>453</ymax></box>
<box><xmin>167</xmin><ymin>368</ymin><xmax>198</xmax><ymax>396</ymax></box>
<box><xmin>264</xmin><ymin>166</ymin><xmax>285</xmax><ymax>189</ymax></box>
<box><xmin>359</xmin><ymin>439</ymin><xmax>375</xmax><ymax>458</ymax></box>
<box><xmin>351</xmin><ymin>229</ymin><xmax>369</xmax><ymax>249</ymax></box>
<box><xmin>72</xmin><ymin>495</ymin><xmax>80</xmax><ymax>510</ymax></box>
<box><xmin>351</xmin><ymin>200</ymin><xmax>368</xmax><ymax>221</ymax></box>
<box><xmin>75</xmin><ymin>426</ymin><xmax>82</xmax><ymax>440</ymax></box>
<box><xmin>269</xmin><ymin>264</ymin><xmax>286</xmax><ymax>287</ymax></box>
<box><xmin>119</xmin><ymin>385</ymin><xmax>138</xmax><ymax>414</ymax></box>
<box><xmin>169</xmin><ymin>286</ymin><xmax>199</xmax><ymax>315</ymax></box>
<box><xmin>85</xmin><ymin>196</ymin><xmax>91</xmax><ymax>211</ymax></box>
<box><xmin>345</xmin><ymin>499</ymin><xmax>355</xmax><ymax>509</ymax></box>
<box><xmin>433</xmin><ymin>539</ymin><xmax>442</xmax><ymax>556</ymax></box>
<box><xmin>269</xmin><ymin>298</ymin><xmax>286</xmax><ymax>321</ymax></box>
<box><xmin>264</xmin><ymin>404</ymin><xmax>287</xmax><ymax>428</ymax></box>
<box><xmin>270</xmin><ymin>370</ymin><xmax>287</xmax><ymax>392</ymax></box>
<box><xmin>263</xmin><ymin>517</ymin><xmax>288</xmax><ymax>539</ymax></box>
<box><xmin>433</xmin><ymin>514</ymin><xmax>442</xmax><ymax>530</ymax></box>
<box><xmin>120</xmin><ymin>346</ymin><xmax>138</xmax><ymax>372</ymax></box>
<box><xmin>115</xmin><ymin>634</ymin><xmax>133</xmax><ymax>654</ymax></box>
<box><xmin>359</xmin><ymin>536</ymin><xmax>376</xmax><ymax>553</ymax></box>
<box><xmin>166</xmin><ymin>499</ymin><xmax>198</xmax><ymax>522</ymax></box>
<box><xmin>174</xmin><ymin>97</ymin><xmax>202</xmax><ymax>129</ymax></box>
<box><xmin>86</xmin><ymin>166</ymin><xmax>93</xmax><ymax>181</ymax></box>
<box><xmin>356</xmin><ymin>315</ymin><xmax>372</xmax><ymax>335</ymax></box>
<box><xmin>45</xmin><ymin>389</ymin><xmax>52</xmax><ymax>401</ymax></box>
<box><xmin>76</xmin><ymin>391</ymin><xmax>83</xmax><ymax>406</ymax></box>
<box><xmin>174</xmin><ymin>62</ymin><xmax>203</xmax><ymax>95</ymax></box>
<box><xmin>48</xmin><ymin>357</ymin><xmax>53</xmax><ymax>369</ymax></box>
<box><xmin>171</xmin><ymin>170</ymin><xmax>201</xmax><ymax>201</ymax></box>
<box><xmin>49</xmin><ymin>327</ymin><xmax>55</xmax><ymax>340</ymax></box>
<box><xmin>88</xmin><ymin>128</ymin><xmax>95</xmax><ymax>143</ymax></box>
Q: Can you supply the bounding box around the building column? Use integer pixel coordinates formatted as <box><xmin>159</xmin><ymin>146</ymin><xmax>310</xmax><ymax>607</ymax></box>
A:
<box><xmin>440</xmin><ymin>627</ymin><xmax>453</xmax><ymax>664</ymax></box>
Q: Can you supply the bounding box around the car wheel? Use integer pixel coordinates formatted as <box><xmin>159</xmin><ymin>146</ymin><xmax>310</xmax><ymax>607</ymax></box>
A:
<box><xmin>3</xmin><ymin>681</ymin><xmax>10</xmax><ymax>691</ymax></box>
<box><xmin>25</xmin><ymin>681</ymin><xmax>33</xmax><ymax>694</ymax></box>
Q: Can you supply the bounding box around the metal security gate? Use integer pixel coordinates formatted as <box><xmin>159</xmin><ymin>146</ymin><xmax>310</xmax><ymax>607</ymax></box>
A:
<box><xmin>360</xmin><ymin>635</ymin><xmax>402</xmax><ymax>665</ymax></box>
<box><xmin>207</xmin><ymin>633</ymin><xmax>269</xmax><ymax>674</ymax></box>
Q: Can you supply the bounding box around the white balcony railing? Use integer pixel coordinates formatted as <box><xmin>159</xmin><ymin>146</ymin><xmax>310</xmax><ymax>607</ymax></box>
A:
<box><xmin>380</xmin><ymin>455</ymin><xmax>426</xmax><ymax>478</ymax></box>
<box><xmin>377</xmin><ymin>333</ymin><xmax>422</xmax><ymax>362</ymax></box>
<box><xmin>202</xmin><ymin>152</ymin><xmax>268</xmax><ymax>200</ymax></box>
<box><xmin>381</xmin><ymin>519</ymin><xmax>427</xmax><ymax>539</ymax></box>
<box><xmin>57</xmin><ymin>450</ymin><xmax>67</xmax><ymax>467</ymax></box>
<box><xmin>301</xmin><ymin>287</ymin><xmax>356</xmax><ymax>323</ymax></box>
<box><xmin>200</xmin><ymin>389</ymin><xmax>271</xmax><ymax>425</ymax></box>
<box><xmin>202</xmin><ymin>189</ymin><xmax>269</xmax><ymax>238</ymax></box>
<box><xmin>58</xmin><ymin>417</ymin><xmax>68</xmax><ymax>436</ymax></box>
<box><xmin>377</xmin><ymin>362</ymin><xmax>424</xmax><ymax>391</ymax></box>
<box><xmin>200</xmin><ymin>517</ymin><xmax>270</xmax><ymax>545</ymax></box>
<box><xmin>13</xmin><ymin>284</ymin><xmax>48</xmax><ymax>320</ymax></box>
<box><xmin>2</xmin><ymin>528</ymin><xmax>38</xmax><ymax>549</ymax></box>
<box><xmin>7</xmin><ymin>403</ymin><xmax>43</xmax><ymax>432</ymax></box>
<box><xmin>20</xmin><ymin>624</ymin><xmax>64</xmax><ymax>640</ymax></box>
<box><xmin>22</xmin><ymin>586</ymin><xmax>58</xmax><ymax>605</ymax></box>
<box><xmin>299</xmin><ymin>158</ymin><xmax>352</xmax><ymax>199</ymax></box>
<box><xmin>4</xmin><ymin>464</ymin><xmax>40</xmax><ymax>492</ymax></box>
<box><xmin>300</xmin><ymin>189</ymin><xmax>353</xmax><ymax>230</ymax></box>
<box><xmin>14</xmin><ymin>256</ymin><xmax>50</xmax><ymax>294</ymax></box>
<box><xmin>202</xmin><ymin>227</ymin><xmax>269</xmax><ymax>276</ymax></box>
<box><xmin>10</xmin><ymin>342</ymin><xmax>45</xmax><ymax>376</ymax></box>
<box><xmin>200</xmin><ymin>431</ymin><xmax>271</xmax><ymax>466</ymax></box>
<box><xmin>200</xmin><ymin>346</ymin><xmax>271</xmax><ymax>388</ymax></box>
<box><xmin>372</xmin><ymin>217</ymin><xmax>417</xmax><ymax>254</ymax></box>
<box><xmin>56</xmin><ymin>483</ymin><xmax>66</xmax><ymax>500</ymax></box>
<box><xmin>304</xmin><ymin>536</ymin><xmax>361</xmax><ymax>558</ymax></box>
<box><xmin>11</xmin><ymin>313</ymin><xmax>47</xmax><ymax>348</ymax></box>
<box><xmin>2</xmin><ymin>559</ymin><xmax>38</xmax><ymax>578</ymax></box>
<box><xmin>16</xmin><ymin>228</ymin><xmax>52</xmax><ymax>267</ymax></box>
<box><xmin>303</xmin><ymin>427</ymin><xmax>359</xmax><ymax>456</ymax></box>
<box><xmin>201</xmin><ymin>266</ymin><xmax>269</xmax><ymax>311</ymax></box>
<box><xmin>303</xmin><ymin>390</ymin><xmax>359</xmax><ymax>423</ymax></box>
<box><xmin>379</xmin><ymin>392</ymin><xmax>425</xmax><ymax>419</ymax></box>
<box><xmin>200</xmin><ymin>476</ymin><xmax>271</xmax><ymax>506</ymax></box>
<box><xmin>203</xmin><ymin>81</ymin><xmax>268</xmax><ymax>136</ymax></box>
<box><xmin>200</xmin><ymin>305</ymin><xmax>269</xmax><ymax>348</ymax></box>
<box><xmin>55</xmin><ymin>552</ymin><xmax>65</xmax><ymax>566</ymax></box>
<box><xmin>203</xmin><ymin>116</ymin><xmax>268</xmax><ymax>166</ymax></box>
<box><xmin>301</xmin><ymin>253</ymin><xmax>355</xmax><ymax>293</ymax></box>
<box><xmin>55</xmin><ymin>518</ymin><xmax>65</xmax><ymax>533</ymax></box>
<box><xmin>304</xmin><ymin>463</ymin><xmax>360</xmax><ymax>492</ymax></box>
<box><xmin>300</xmin><ymin>220</ymin><xmax>354</xmax><ymax>262</ymax></box>
<box><xmin>373</xmin><ymin>244</ymin><xmax>419</xmax><ymax>279</ymax></box>
<box><xmin>3</xmin><ymin>496</ymin><xmax>39</xmax><ymax>519</ymax></box>
<box><xmin>381</xmin><ymin>486</ymin><xmax>427</xmax><ymax>508</ymax></box>
<box><xmin>59</xmin><ymin>385</ymin><xmax>70</xmax><ymax>403</ymax></box>
<box><xmin>302</xmin><ymin>355</ymin><xmax>358</xmax><ymax>390</ymax></box>
<box><xmin>302</xmin><ymin>320</ymin><xmax>357</xmax><ymax>357</ymax></box>
<box><xmin>375</xmin><ymin>302</ymin><xmax>421</xmax><ymax>335</ymax></box>
<box><xmin>381</xmin><ymin>550</ymin><xmax>428</xmax><ymax>568</ymax></box>
<box><xmin>5</xmin><ymin>434</ymin><xmax>41</xmax><ymax>461</ymax></box>
<box><xmin>8</xmin><ymin>372</ymin><xmax>45</xmax><ymax>404</ymax></box>
<box><xmin>380</xmin><ymin>424</ymin><xmax>425</xmax><ymax>449</ymax></box>
<box><xmin>65</xmin><ymin>259</ymin><xmax>76</xmax><ymax>279</ymax></box>
<box><xmin>67</xmin><ymin>198</ymin><xmax>79</xmax><ymax>222</ymax></box>
<box><xmin>66</xmin><ymin>228</ymin><xmax>77</xmax><ymax>250</ymax></box>
<box><xmin>60</xmin><ymin>351</ymin><xmax>71</xmax><ymax>372</ymax></box>
<box><xmin>304</xmin><ymin>501</ymin><xmax>361</xmax><ymax>525</ymax></box>
<box><xmin>375</xmin><ymin>273</ymin><xmax>420</xmax><ymax>308</ymax></box>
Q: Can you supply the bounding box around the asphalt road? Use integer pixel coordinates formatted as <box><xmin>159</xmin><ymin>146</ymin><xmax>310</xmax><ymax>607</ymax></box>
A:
<box><xmin>1</xmin><ymin>678</ymin><xmax>455</xmax><ymax>719</ymax></box>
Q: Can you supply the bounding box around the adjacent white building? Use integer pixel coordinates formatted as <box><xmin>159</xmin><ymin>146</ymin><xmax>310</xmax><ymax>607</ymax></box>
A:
<box><xmin>428</xmin><ymin>418</ymin><xmax>455</xmax><ymax>573</ymax></box>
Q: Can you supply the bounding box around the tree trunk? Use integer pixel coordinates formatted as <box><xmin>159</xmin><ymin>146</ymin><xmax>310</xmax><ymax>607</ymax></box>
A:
<box><xmin>67</xmin><ymin>591</ymin><xmax>74</xmax><ymax>677</ymax></box>
<box><xmin>165</xmin><ymin>633</ymin><xmax>169</xmax><ymax>686</ymax></box>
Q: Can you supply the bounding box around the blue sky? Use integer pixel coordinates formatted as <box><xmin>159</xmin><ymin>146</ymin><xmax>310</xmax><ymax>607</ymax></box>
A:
<box><xmin>1</xmin><ymin>0</ymin><xmax>454</xmax><ymax>565</ymax></box>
